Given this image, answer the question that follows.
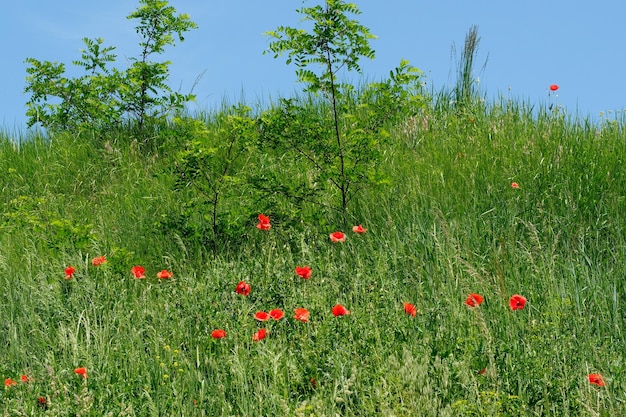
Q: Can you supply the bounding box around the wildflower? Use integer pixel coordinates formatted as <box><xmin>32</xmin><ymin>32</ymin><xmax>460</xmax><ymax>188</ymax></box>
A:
<box><xmin>254</xmin><ymin>311</ymin><xmax>270</xmax><ymax>321</ymax></box>
<box><xmin>37</xmin><ymin>396</ymin><xmax>47</xmax><ymax>409</ymax></box>
<box><xmin>332</xmin><ymin>304</ymin><xmax>350</xmax><ymax>317</ymax></box>
<box><xmin>235</xmin><ymin>281</ymin><xmax>251</xmax><ymax>296</ymax></box>
<box><xmin>294</xmin><ymin>308</ymin><xmax>310</xmax><ymax>322</ymax></box>
<box><xmin>269</xmin><ymin>309</ymin><xmax>284</xmax><ymax>320</ymax></box>
<box><xmin>74</xmin><ymin>367</ymin><xmax>88</xmax><ymax>378</ymax></box>
<box><xmin>511</xmin><ymin>182</ymin><xmax>520</xmax><ymax>189</ymax></box>
<box><xmin>131</xmin><ymin>265</ymin><xmax>146</xmax><ymax>279</ymax></box>
<box><xmin>549</xmin><ymin>84</ymin><xmax>559</xmax><ymax>91</ymax></box>
<box><xmin>403</xmin><ymin>302</ymin><xmax>417</xmax><ymax>317</ymax></box>
<box><xmin>478</xmin><ymin>368</ymin><xmax>486</xmax><ymax>375</ymax></box>
<box><xmin>509</xmin><ymin>294</ymin><xmax>527</xmax><ymax>311</ymax></box>
<box><xmin>295</xmin><ymin>265</ymin><xmax>312</xmax><ymax>279</ymax></box>
<box><xmin>64</xmin><ymin>266</ymin><xmax>75</xmax><ymax>280</ymax></box>
<box><xmin>20</xmin><ymin>374</ymin><xmax>30</xmax><ymax>383</ymax></box>
<box><xmin>157</xmin><ymin>270</ymin><xmax>173</xmax><ymax>279</ymax></box>
<box><xmin>465</xmin><ymin>293</ymin><xmax>484</xmax><ymax>307</ymax></box>
<box><xmin>256</xmin><ymin>214</ymin><xmax>271</xmax><ymax>230</ymax></box>
<box><xmin>91</xmin><ymin>256</ymin><xmax>106</xmax><ymax>266</ymax></box>
<box><xmin>588</xmin><ymin>373</ymin><xmax>605</xmax><ymax>387</ymax></box>
<box><xmin>329</xmin><ymin>231</ymin><xmax>346</xmax><ymax>243</ymax></box>
<box><xmin>4</xmin><ymin>378</ymin><xmax>16</xmax><ymax>387</ymax></box>
<box><xmin>211</xmin><ymin>329</ymin><xmax>227</xmax><ymax>339</ymax></box>
<box><xmin>352</xmin><ymin>225</ymin><xmax>367</xmax><ymax>234</ymax></box>
<box><xmin>252</xmin><ymin>328</ymin><xmax>267</xmax><ymax>342</ymax></box>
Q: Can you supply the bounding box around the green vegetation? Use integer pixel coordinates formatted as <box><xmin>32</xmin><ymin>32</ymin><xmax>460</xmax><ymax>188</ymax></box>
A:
<box><xmin>3</xmin><ymin>0</ymin><xmax>625</xmax><ymax>415</ymax></box>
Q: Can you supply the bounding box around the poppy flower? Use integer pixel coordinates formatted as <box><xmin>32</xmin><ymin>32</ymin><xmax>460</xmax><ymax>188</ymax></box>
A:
<box><xmin>329</xmin><ymin>231</ymin><xmax>346</xmax><ymax>243</ymax></box>
<box><xmin>211</xmin><ymin>329</ymin><xmax>227</xmax><ymax>339</ymax></box>
<box><xmin>352</xmin><ymin>225</ymin><xmax>367</xmax><ymax>234</ymax></box>
<box><xmin>91</xmin><ymin>256</ymin><xmax>106</xmax><ymax>266</ymax></box>
<box><xmin>294</xmin><ymin>308</ymin><xmax>310</xmax><ymax>322</ymax></box>
<box><xmin>588</xmin><ymin>373</ymin><xmax>605</xmax><ymax>387</ymax></box>
<box><xmin>403</xmin><ymin>302</ymin><xmax>417</xmax><ymax>317</ymax></box>
<box><xmin>252</xmin><ymin>328</ymin><xmax>267</xmax><ymax>342</ymax></box>
<box><xmin>4</xmin><ymin>378</ymin><xmax>16</xmax><ymax>387</ymax></box>
<box><xmin>549</xmin><ymin>84</ymin><xmax>559</xmax><ymax>91</ymax></box>
<box><xmin>157</xmin><ymin>270</ymin><xmax>173</xmax><ymax>279</ymax></box>
<box><xmin>64</xmin><ymin>266</ymin><xmax>75</xmax><ymax>280</ymax></box>
<box><xmin>131</xmin><ymin>265</ymin><xmax>146</xmax><ymax>279</ymax></box>
<box><xmin>509</xmin><ymin>294</ymin><xmax>527</xmax><ymax>311</ymax></box>
<box><xmin>511</xmin><ymin>182</ymin><xmax>520</xmax><ymax>189</ymax></box>
<box><xmin>37</xmin><ymin>397</ymin><xmax>47</xmax><ymax>408</ymax></box>
<box><xmin>465</xmin><ymin>293</ymin><xmax>484</xmax><ymax>307</ymax></box>
<box><xmin>332</xmin><ymin>304</ymin><xmax>350</xmax><ymax>317</ymax></box>
<box><xmin>295</xmin><ymin>266</ymin><xmax>312</xmax><ymax>279</ymax></box>
<box><xmin>256</xmin><ymin>214</ymin><xmax>271</xmax><ymax>230</ymax></box>
<box><xmin>20</xmin><ymin>375</ymin><xmax>30</xmax><ymax>383</ymax></box>
<box><xmin>254</xmin><ymin>311</ymin><xmax>270</xmax><ymax>321</ymax></box>
<box><xmin>235</xmin><ymin>281</ymin><xmax>251</xmax><ymax>296</ymax></box>
<box><xmin>74</xmin><ymin>367</ymin><xmax>88</xmax><ymax>378</ymax></box>
<box><xmin>269</xmin><ymin>309</ymin><xmax>284</xmax><ymax>320</ymax></box>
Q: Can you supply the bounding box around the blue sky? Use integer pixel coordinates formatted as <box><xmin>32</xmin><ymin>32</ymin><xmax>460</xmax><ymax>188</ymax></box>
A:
<box><xmin>2</xmin><ymin>0</ymin><xmax>625</xmax><ymax>130</ymax></box>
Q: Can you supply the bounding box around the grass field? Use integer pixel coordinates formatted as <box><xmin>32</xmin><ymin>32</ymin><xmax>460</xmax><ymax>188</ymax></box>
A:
<box><xmin>1</xmin><ymin>96</ymin><xmax>625</xmax><ymax>416</ymax></box>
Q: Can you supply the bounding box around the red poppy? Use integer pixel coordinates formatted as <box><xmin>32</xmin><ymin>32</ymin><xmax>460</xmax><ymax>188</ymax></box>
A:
<box><xmin>20</xmin><ymin>374</ymin><xmax>30</xmax><ymax>383</ymax></box>
<box><xmin>91</xmin><ymin>256</ymin><xmax>106</xmax><ymax>266</ymax></box>
<box><xmin>588</xmin><ymin>373</ymin><xmax>605</xmax><ymax>387</ymax></box>
<box><xmin>478</xmin><ymin>368</ymin><xmax>486</xmax><ymax>375</ymax></box>
<box><xmin>4</xmin><ymin>378</ymin><xmax>16</xmax><ymax>387</ymax></box>
<box><xmin>256</xmin><ymin>214</ymin><xmax>271</xmax><ymax>230</ymax></box>
<box><xmin>131</xmin><ymin>265</ymin><xmax>146</xmax><ymax>279</ymax></box>
<box><xmin>269</xmin><ymin>309</ymin><xmax>284</xmax><ymax>320</ymax></box>
<box><xmin>156</xmin><ymin>269</ymin><xmax>173</xmax><ymax>279</ymax></box>
<box><xmin>465</xmin><ymin>293</ymin><xmax>484</xmax><ymax>307</ymax></box>
<box><xmin>295</xmin><ymin>266</ymin><xmax>312</xmax><ymax>279</ymax></box>
<box><xmin>294</xmin><ymin>308</ymin><xmax>310</xmax><ymax>322</ymax></box>
<box><xmin>403</xmin><ymin>302</ymin><xmax>417</xmax><ymax>317</ymax></box>
<box><xmin>74</xmin><ymin>367</ymin><xmax>88</xmax><ymax>378</ymax></box>
<box><xmin>329</xmin><ymin>231</ymin><xmax>346</xmax><ymax>243</ymax></box>
<box><xmin>511</xmin><ymin>182</ymin><xmax>520</xmax><ymax>189</ymax></box>
<box><xmin>549</xmin><ymin>84</ymin><xmax>559</xmax><ymax>91</ymax></box>
<box><xmin>254</xmin><ymin>311</ymin><xmax>270</xmax><ymax>321</ymax></box>
<box><xmin>352</xmin><ymin>225</ymin><xmax>367</xmax><ymax>234</ymax></box>
<box><xmin>332</xmin><ymin>304</ymin><xmax>350</xmax><ymax>317</ymax></box>
<box><xmin>64</xmin><ymin>266</ymin><xmax>75</xmax><ymax>280</ymax></box>
<box><xmin>211</xmin><ymin>329</ymin><xmax>227</xmax><ymax>339</ymax></box>
<box><xmin>235</xmin><ymin>281</ymin><xmax>251</xmax><ymax>296</ymax></box>
<box><xmin>252</xmin><ymin>328</ymin><xmax>267</xmax><ymax>342</ymax></box>
<box><xmin>37</xmin><ymin>396</ymin><xmax>47</xmax><ymax>408</ymax></box>
<box><xmin>509</xmin><ymin>294</ymin><xmax>527</xmax><ymax>311</ymax></box>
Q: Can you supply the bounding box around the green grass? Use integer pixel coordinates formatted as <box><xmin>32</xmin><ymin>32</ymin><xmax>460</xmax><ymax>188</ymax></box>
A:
<box><xmin>1</xmin><ymin>98</ymin><xmax>625</xmax><ymax>416</ymax></box>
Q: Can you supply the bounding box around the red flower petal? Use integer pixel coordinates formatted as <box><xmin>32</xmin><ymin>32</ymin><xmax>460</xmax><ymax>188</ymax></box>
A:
<box><xmin>588</xmin><ymin>373</ymin><xmax>605</xmax><ymax>387</ymax></box>
<box><xmin>235</xmin><ymin>281</ymin><xmax>251</xmax><ymax>296</ymax></box>
<box><xmin>211</xmin><ymin>329</ymin><xmax>227</xmax><ymax>339</ymax></box>
<box><xmin>252</xmin><ymin>328</ymin><xmax>267</xmax><ymax>342</ymax></box>
<box><xmin>254</xmin><ymin>311</ymin><xmax>270</xmax><ymax>321</ymax></box>
<box><xmin>509</xmin><ymin>294</ymin><xmax>527</xmax><ymax>311</ymax></box>
<box><xmin>74</xmin><ymin>367</ymin><xmax>88</xmax><ymax>378</ymax></box>
<box><xmin>331</xmin><ymin>304</ymin><xmax>350</xmax><ymax>317</ymax></box>
<box><xmin>295</xmin><ymin>266</ymin><xmax>312</xmax><ymax>279</ymax></box>
<box><xmin>403</xmin><ymin>302</ymin><xmax>417</xmax><ymax>317</ymax></box>
<box><xmin>511</xmin><ymin>182</ymin><xmax>520</xmax><ymax>189</ymax></box>
<box><xmin>352</xmin><ymin>225</ymin><xmax>367</xmax><ymax>234</ymax></box>
<box><xmin>464</xmin><ymin>293</ymin><xmax>484</xmax><ymax>307</ymax></box>
<box><xmin>549</xmin><ymin>84</ymin><xmax>559</xmax><ymax>91</ymax></box>
<box><xmin>64</xmin><ymin>266</ymin><xmax>75</xmax><ymax>280</ymax></box>
<box><xmin>91</xmin><ymin>256</ymin><xmax>106</xmax><ymax>266</ymax></box>
<box><xmin>131</xmin><ymin>265</ymin><xmax>145</xmax><ymax>279</ymax></box>
<box><xmin>329</xmin><ymin>231</ymin><xmax>346</xmax><ymax>242</ymax></box>
<box><xmin>269</xmin><ymin>309</ymin><xmax>284</xmax><ymax>320</ymax></box>
<box><xmin>294</xmin><ymin>308</ymin><xmax>310</xmax><ymax>322</ymax></box>
<box><xmin>156</xmin><ymin>269</ymin><xmax>173</xmax><ymax>279</ymax></box>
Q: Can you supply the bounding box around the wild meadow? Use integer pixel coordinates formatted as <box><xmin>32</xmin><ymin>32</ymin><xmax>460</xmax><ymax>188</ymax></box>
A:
<box><xmin>2</xmin><ymin>0</ymin><xmax>626</xmax><ymax>415</ymax></box>
<box><xmin>1</xmin><ymin>94</ymin><xmax>625</xmax><ymax>416</ymax></box>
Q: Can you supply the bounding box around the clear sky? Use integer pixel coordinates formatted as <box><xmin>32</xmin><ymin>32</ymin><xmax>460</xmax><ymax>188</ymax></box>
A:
<box><xmin>2</xmin><ymin>0</ymin><xmax>625</xmax><ymax>130</ymax></box>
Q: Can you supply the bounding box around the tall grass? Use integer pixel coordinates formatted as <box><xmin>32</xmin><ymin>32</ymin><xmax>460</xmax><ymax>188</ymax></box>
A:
<box><xmin>1</xmin><ymin>96</ymin><xmax>624</xmax><ymax>415</ymax></box>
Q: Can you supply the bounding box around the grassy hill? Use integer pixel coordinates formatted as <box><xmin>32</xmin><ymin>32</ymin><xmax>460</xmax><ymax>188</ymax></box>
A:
<box><xmin>1</xmin><ymin>96</ymin><xmax>625</xmax><ymax>415</ymax></box>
